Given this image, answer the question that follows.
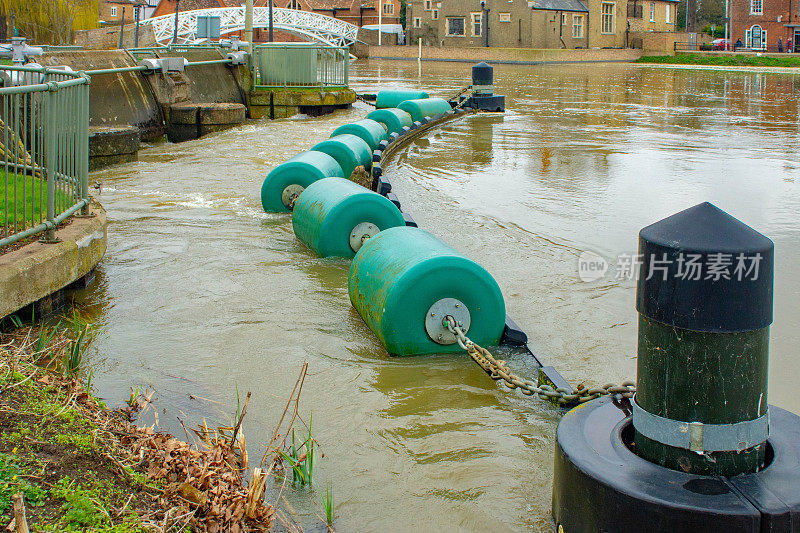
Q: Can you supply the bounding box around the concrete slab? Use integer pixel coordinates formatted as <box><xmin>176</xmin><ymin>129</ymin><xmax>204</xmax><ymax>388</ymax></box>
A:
<box><xmin>0</xmin><ymin>200</ymin><xmax>108</xmax><ymax>319</ymax></box>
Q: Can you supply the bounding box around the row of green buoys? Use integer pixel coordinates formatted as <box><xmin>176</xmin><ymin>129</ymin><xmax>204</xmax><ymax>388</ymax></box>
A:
<box><xmin>259</xmin><ymin>91</ymin><xmax>506</xmax><ymax>355</ymax></box>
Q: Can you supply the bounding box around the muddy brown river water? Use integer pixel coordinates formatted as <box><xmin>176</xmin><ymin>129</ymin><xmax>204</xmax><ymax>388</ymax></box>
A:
<box><xmin>77</xmin><ymin>60</ymin><xmax>800</xmax><ymax>531</ymax></box>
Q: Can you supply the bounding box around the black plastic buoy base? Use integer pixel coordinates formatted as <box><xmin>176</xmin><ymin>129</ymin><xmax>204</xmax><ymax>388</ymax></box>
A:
<box><xmin>552</xmin><ymin>397</ymin><xmax>800</xmax><ymax>533</ymax></box>
<box><xmin>462</xmin><ymin>95</ymin><xmax>506</xmax><ymax>112</ymax></box>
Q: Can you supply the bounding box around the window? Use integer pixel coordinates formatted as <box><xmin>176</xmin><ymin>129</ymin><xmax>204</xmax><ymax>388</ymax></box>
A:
<box><xmin>561</xmin><ymin>13</ymin><xmax>566</xmax><ymax>25</ymax></box>
<box><xmin>383</xmin><ymin>3</ymin><xmax>393</xmax><ymax>14</ymax></box>
<box><xmin>751</xmin><ymin>0</ymin><xmax>762</xmax><ymax>14</ymax></box>
<box><xmin>747</xmin><ymin>24</ymin><xmax>766</xmax><ymax>48</ymax></box>
<box><xmin>601</xmin><ymin>2</ymin><xmax>615</xmax><ymax>33</ymax></box>
<box><xmin>286</xmin><ymin>0</ymin><xmax>300</xmax><ymax>8</ymax></box>
<box><xmin>665</xmin><ymin>4</ymin><xmax>671</xmax><ymax>22</ymax></box>
<box><xmin>471</xmin><ymin>12</ymin><xmax>482</xmax><ymax>36</ymax></box>
<box><xmin>110</xmin><ymin>5</ymin><xmax>118</xmax><ymax>16</ymax></box>
<box><xmin>447</xmin><ymin>17</ymin><xmax>465</xmax><ymax>35</ymax></box>
<box><xmin>433</xmin><ymin>8</ymin><xmax>438</xmax><ymax>19</ymax></box>
<box><xmin>413</xmin><ymin>17</ymin><xmax>421</xmax><ymax>27</ymax></box>
<box><xmin>424</xmin><ymin>0</ymin><xmax>431</xmax><ymax>10</ymax></box>
<box><xmin>572</xmin><ymin>14</ymin><xmax>584</xmax><ymax>37</ymax></box>
<box><xmin>499</xmin><ymin>12</ymin><xmax>511</xmax><ymax>22</ymax></box>
<box><xmin>649</xmin><ymin>2</ymin><xmax>655</xmax><ymax>21</ymax></box>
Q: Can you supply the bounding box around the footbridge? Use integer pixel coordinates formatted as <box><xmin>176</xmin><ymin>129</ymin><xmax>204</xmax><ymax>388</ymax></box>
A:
<box><xmin>141</xmin><ymin>7</ymin><xmax>359</xmax><ymax>48</ymax></box>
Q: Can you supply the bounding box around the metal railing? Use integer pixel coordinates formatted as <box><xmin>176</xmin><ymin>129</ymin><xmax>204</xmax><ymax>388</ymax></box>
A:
<box><xmin>0</xmin><ymin>65</ymin><xmax>90</xmax><ymax>248</ymax></box>
<box><xmin>675</xmin><ymin>42</ymin><xmax>800</xmax><ymax>53</ymax></box>
<box><xmin>127</xmin><ymin>44</ymin><xmax>223</xmax><ymax>60</ymax></box>
<box><xmin>253</xmin><ymin>44</ymin><xmax>348</xmax><ymax>89</ymax></box>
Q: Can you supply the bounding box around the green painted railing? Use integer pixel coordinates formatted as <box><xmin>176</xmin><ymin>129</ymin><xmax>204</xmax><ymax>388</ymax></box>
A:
<box><xmin>0</xmin><ymin>65</ymin><xmax>90</xmax><ymax>248</ymax></box>
<box><xmin>253</xmin><ymin>44</ymin><xmax>348</xmax><ymax>89</ymax></box>
<box><xmin>127</xmin><ymin>44</ymin><xmax>222</xmax><ymax>60</ymax></box>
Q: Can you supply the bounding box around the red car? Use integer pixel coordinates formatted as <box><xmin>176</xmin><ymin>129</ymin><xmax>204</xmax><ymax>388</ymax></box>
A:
<box><xmin>712</xmin><ymin>38</ymin><xmax>731</xmax><ymax>50</ymax></box>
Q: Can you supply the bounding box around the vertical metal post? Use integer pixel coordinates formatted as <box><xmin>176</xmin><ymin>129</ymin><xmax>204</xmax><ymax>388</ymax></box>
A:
<box><xmin>633</xmin><ymin>202</ymin><xmax>773</xmax><ymax>476</ymax></box>
<box><xmin>80</xmin><ymin>75</ymin><xmax>90</xmax><ymax>216</ymax></box>
<box><xmin>173</xmin><ymin>0</ymin><xmax>180</xmax><ymax>44</ymax></box>
<box><xmin>343</xmin><ymin>47</ymin><xmax>348</xmax><ymax>86</ymax></box>
<box><xmin>119</xmin><ymin>7</ymin><xmax>126</xmax><ymax>49</ymax></box>
<box><xmin>43</xmin><ymin>80</ymin><xmax>57</xmax><ymax>242</ymax></box>
<box><xmin>135</xmin><ymin>5</ymin><xmax>140</xmax><ymax>49</ymax></box>
<box><xmin>268</xmin><ymin>0</ymin><xmax>274</xmax><ymax>42</ymax></box>
<box><xmin>378</xmin><ymin>0</ymin><xmax>383</xmax><ymax>46</ymax></box>
<box><xmin>246</xmin><ymin>0</ymin><xmax>254</xmax><ymax>50</ymax></box>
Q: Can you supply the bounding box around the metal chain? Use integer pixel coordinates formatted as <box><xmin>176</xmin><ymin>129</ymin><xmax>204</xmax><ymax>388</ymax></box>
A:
<box><xmin>448</xmin><ymin>84</ymin><xmax>472</xmax><ymax>101</ymax></box>
<box><xmin>451</xmin><ymin>88</ymin><xmax>473</xmax><ymax>111</ymax></box>
<box><xmin>444</xmin><ymin>316</ymin><xmax>636</xmax><ymax>407</ymax></box>
<box><xmin>356</xmin><ymin>94</ymin><xmax>377</xmax><ymax>107</ymax></box>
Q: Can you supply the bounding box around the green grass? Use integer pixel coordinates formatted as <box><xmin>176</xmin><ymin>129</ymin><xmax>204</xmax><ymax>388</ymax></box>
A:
<box><xmin>639</xmin><ymin>54</ymin><xmax>800</xmax><ymax>68</ymax></box>
<box><xmin>0</xmin><ymin>452</ymin><xmax>47</xmax><ymax>515</ymax></box>
<box><xmin>0</xmin><ymin>169</ymin><xmax>47</xmax><ymax>226</ymax></box>
<box><xmin>0</xmin><ymin>169</ymin><xmax>72</xmax><ymax>232</ymax></box>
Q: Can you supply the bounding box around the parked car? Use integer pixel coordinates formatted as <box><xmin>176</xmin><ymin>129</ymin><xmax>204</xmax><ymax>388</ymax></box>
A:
<box><xmin>712</xmin><ymin>38</ymin><xmax>731</xmax><ymax>50</ymax></box>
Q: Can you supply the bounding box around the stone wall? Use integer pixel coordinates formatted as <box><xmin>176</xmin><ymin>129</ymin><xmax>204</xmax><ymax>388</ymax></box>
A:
<box><xmin>368</xmin><ymin>45</ymin><xmax>642</xmax><ymax>63</ymax></box>
<box><xmin>359</xmin><ymin>28</ymin><xmax>399</xmax><ymax>46</ymax></box>
<box><xmin>75</xmin><ymin>25</ymin><xmax>157</xmax><ymax>50</ymax></box>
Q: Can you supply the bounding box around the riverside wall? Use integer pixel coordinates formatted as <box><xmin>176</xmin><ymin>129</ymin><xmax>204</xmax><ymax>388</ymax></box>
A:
<box><xmin>367</xmin><ymin>45</ymin><xmax>643</xmax><ymax>64</ymax></box>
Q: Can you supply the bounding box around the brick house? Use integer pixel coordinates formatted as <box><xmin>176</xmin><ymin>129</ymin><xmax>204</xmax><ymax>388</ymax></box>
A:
<box><xmin>626</xmin><ymin>0</ymin><xmax>677</xmax><ymax>33</ymax></box>
<box><xmin>152</xmin><ymin>0</ymin><xmax>400</xmax><ymax>28</ymax></box>
<box><xmin>151</xmin><ymin>0</ymin><xmax>230</xmax><ymax>18</ymax></box>
<box><xmin>273</xmin><ymin>0</ymin><xmax>400</xmax><ymax>27</ymax></box>
<box><xmin>100</xmin><ymin>0</ymin><xmax>141</xmax><ymax>24</ymax></box>
<box><xmin>625</xmin><ymin>0</ymin><xmax>678</xmax><ymax>48</ymax></box>
<box><xmin>731</xmin><ymin>0</ymin><xmax>798</xmax><ymax>51</ymax></box>
<box><xmin>405</xmin><ymin>0</ymin><xmax>632</xmax><ymax>48</ymax></box>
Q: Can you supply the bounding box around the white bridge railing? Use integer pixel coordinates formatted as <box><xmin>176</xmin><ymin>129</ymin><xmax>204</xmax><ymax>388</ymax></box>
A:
<box><xmin>141</xmin><ymin>7</ymin><xmax>359</xmax><ymax>48</ymax></box>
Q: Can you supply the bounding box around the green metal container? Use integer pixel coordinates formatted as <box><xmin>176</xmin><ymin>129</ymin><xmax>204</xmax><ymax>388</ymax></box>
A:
<box><xmin>330</xmin><ymin>119</ymin><xmax>387</xmax><ymax>151</ymax></box>
<box><xmin>349</xmin><ymin>226</ymin><xmax>506</xmax><ymax>355</ymax></box>
<box><xmin>292</xmin><ymin>177</ymin><xmax>405</xmax><ymax>258</ymax></box>
<box><xmin>260</xmin><ymin>151</ymin><xmax>343</xmax><ymax>213</ymax></box>
<box><xmin>375</xmin><ymin>90</ymin><xmax>430</xmax><ymax>109</ymax></box>
<box><xmin>257</xmin><ymin>43</ymin><xmax>318</xmax><ymax>86</ymax></box>
<box><xmin>397</xmin><ymin>98</ymin><xmax>452</xmax><ymax>123</ymax></box>
<box><xmin>310</xmin><ymin>134</ymin><xmax>372</xmax><ymax>179</ymax></box>
<box><xmin>366</xmin><ymin>108</ymin><xmax>413</xmax><ymax>135</ymax></box>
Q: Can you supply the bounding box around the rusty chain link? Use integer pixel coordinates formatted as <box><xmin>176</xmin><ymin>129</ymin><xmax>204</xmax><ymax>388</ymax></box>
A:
<box><xmin>444</xmin><ymin>316</ymin><xmax>636</xmax><ymax>407</ymax></box>
<box><xmin>356</xmin><ymin>94</ymin><xmax>377</xmax><ymax>107</ymax></box>
<box><xmin>451</xmin><ymin>87</ymin><xmax>473</xmax><ymax>111</ymax></box>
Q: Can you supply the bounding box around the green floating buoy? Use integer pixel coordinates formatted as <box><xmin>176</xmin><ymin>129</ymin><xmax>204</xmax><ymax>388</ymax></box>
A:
<box><xmin>375</xmin><ymin>90</ymin><xmax>430</xmax><ymax>109</ymax></box>
<box><xmin>349</xmin><ymin>227</ymin><xmax>506</xmax><ymax>355</ymax></box>
<box><xmin>292</xmin><ymin>177</ymin><xmax>405</xmax><ymax>258</ymax></box>
<box><xmin>311</xmin><ymin>134</ymin><xmax>372</xmax><ymax>180</ymax></box>
<box><xmin>366</xmin><ymin>108</ymin><xmax>413</xmax><ymax>135</ymax></box>
<box><xmin>261</xmin><ymin>151</ymin><xmax>343</xmax><ymax>213</ymax></box>
<box><xmin>331</xmin><ymin>119</ymin><xmax>387</xmax><ymax>151</ymax></box>
<box><xmin>397</xmin><ymin>98</ymin><xmax>452</xmax><ymax>123</ymax></box>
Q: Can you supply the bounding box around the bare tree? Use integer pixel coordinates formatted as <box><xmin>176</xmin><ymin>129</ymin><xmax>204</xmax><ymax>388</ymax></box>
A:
<box><xmin>0</xmin><ymin>0</ymin><xmax>96</xmax><ymax>44</ymax></box>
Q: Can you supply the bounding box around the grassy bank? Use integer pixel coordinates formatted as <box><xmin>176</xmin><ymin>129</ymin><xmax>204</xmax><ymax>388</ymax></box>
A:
<box><xmin>0</xmin><ymin>317</ymin><xmax>279</xmax><ymax>532</ymax></box>
<box><xmin>638</xmin><ymin>54</ymin><xmax>800</xmax><ymax>68</ymax></box>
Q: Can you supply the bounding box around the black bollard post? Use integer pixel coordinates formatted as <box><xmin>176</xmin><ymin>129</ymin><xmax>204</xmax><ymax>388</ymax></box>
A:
<box><xmin>551</xmin><ymin>202</ymin><xmax>800</xmax><ymax>533</ymax></box>
<box><xmin>634</xmin><ymin>202</ymin><xmax>773</xmax><ymax>476</ymax></box>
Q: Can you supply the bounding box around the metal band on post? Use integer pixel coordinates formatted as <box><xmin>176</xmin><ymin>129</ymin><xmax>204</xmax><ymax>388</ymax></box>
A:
<box><xmin>632</xmin><ymin>397</ymin><xmax>769</xmax><ymax>453</ymax></box>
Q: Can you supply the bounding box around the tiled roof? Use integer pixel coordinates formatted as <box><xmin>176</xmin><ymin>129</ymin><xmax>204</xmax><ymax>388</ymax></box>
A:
<box><xmin>529</xmin><ymin>0</ymin><xmax>588</xmax><ymax>11</ymax></box>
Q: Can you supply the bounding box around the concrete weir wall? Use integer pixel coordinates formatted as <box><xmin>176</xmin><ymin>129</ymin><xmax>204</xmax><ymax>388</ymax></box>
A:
<box><xmin>154</xmin><ymin>49</ymin><xmax>246</xmax><ymax>105</ymax></box>
<box><xmin>40</xmin><ymin>50</ymin><xmax>165</xmax><ymax>141</ymax></box>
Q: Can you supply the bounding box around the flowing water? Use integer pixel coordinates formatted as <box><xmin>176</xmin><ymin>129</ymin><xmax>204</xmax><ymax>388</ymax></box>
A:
<box><xmin>77</xmin><ymin>61</ymin><xmax>800</xmax><ymax>532</ymax></box>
